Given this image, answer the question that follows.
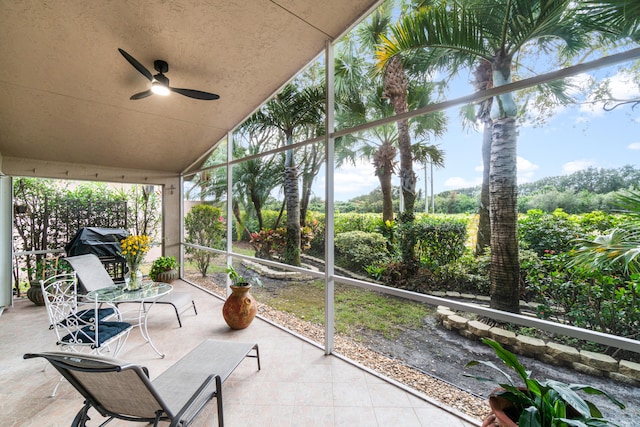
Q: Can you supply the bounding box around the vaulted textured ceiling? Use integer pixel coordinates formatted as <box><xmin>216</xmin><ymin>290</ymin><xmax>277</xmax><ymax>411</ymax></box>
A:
<box><xmin>0</xmin><ymin>0</ymin><xmax>378</xmax><ymax>178</ymax></box>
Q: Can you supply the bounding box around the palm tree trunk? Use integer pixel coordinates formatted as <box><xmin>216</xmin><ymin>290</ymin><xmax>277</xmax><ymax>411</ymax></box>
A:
<box><xmin>384</xmin><ymin>56</ymin><xmax>415</xmax><ymax>216</ymax></box>
<box><xmin>489</xmin><ymin>117</ymin><xmax>520</xmax><ymax>313</ymax></box>
<box><xmin>384</xmin><ymin>56</ymin><xmax>416</xmax><ymax>263</ymax></box>
<box><xmin>284</xmin><ymin>165</ymin><xmax>301</xmax><ymax>266</ymax></box>
<box><xmin>284</xmin><ymin>132</ymin><xmax>301</xmax><ymax>266</ymax></box>
<box><xmin>474</xmin><ymin>60</ymin><xmax>493</xmax><ymax>255</ymax></box>
<box><xmin>375</xmin><ymin>142</ymin><xmax>397</xmax><ymax>223</ymax></box>
<box><xmin>477</xmin><ymin>122</ymin><xmax>492</xmax><ymax>254</ymax></box>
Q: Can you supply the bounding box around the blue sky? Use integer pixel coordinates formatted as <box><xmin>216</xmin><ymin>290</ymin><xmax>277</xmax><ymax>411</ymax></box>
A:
<box><xmin>329</xmin><ymin>64</ymin><xmax>640</xmax><ymax>202</ymax></box>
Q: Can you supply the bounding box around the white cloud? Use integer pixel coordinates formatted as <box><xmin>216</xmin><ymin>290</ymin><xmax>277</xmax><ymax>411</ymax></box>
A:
<box><xmin>332</xmin><ymin>162</ymin><xmax>379</xmax><ymax>201</ymax></box>
<box><xmin>474</xmin><ymin>164</ymin><xmax>484</xmax><ymax>172</ymax></box>
<box><xmin>517</xmin><ymin>156</ymin><xmax>539</xmax><ymax>183</ymax></box>
<box><xmin>562</xmin><ymin>159</ymin><xmax>595</xmax><ymax>175</ymax></box>
<box><xmin>443</xmin><ymin>157</ymin><xmax>538</xmax><ymax>189</ymax></box>
<box><xmin>443</xmin><ymin>176</ymin><xmax>482</xmax><ymax>189</ymax></box>
<box><xmin>629</xmin><ymin>142</ymin><xmax>640</xmax><ymax>150</ymax></box>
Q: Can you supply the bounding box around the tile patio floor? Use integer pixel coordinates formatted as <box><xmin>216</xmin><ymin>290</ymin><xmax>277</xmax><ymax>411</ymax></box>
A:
<box><xmin>1</xmin><ymin>280</ymin><xmax>479</xmax><ymax>427</ymax></box>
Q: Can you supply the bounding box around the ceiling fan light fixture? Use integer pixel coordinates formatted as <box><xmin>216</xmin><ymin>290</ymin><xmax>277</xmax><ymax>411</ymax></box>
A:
<box><xmin>151</xmin><ymin>81</ymin><xmax>170</xmax><ymax>96</ymax></box>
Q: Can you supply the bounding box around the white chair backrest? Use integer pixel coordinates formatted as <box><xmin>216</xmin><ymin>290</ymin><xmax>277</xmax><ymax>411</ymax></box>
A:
<box><xmin>41</xmin><ymin>273</ymin><xmax>82</xmax><ymax>343</ymax></box>
<box><xmin>64</xmin><ymin>254</ymin><xmax>115</xmax><ymax>292</ymax></box>
<box><xmin>41</xmin><ymin>272</ymin><xmax>130</xmax><ymax>353</ymax></box>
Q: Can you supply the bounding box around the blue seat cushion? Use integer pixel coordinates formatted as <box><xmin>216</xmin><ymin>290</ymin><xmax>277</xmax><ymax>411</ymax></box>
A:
<box><xmin>76</xmin><ymin>307</ymin><xmax>116</xmax><ymax>322</ymax></box>
<box><xmin>55</xmin><ymin>308</ymin><xmax>116</xmax><ymax>328</ymax></box>
<box><xmin>60</xmin><ymin>321</ymin><xmax>131</xmax><ymax>347</ymax></box>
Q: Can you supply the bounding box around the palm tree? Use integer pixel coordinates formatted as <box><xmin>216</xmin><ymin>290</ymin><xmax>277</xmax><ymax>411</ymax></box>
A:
<box><xmin>378</xmin><ymin>0</ymin><xmax>594</xmax><ymax>312</ymax></box>
<box><xmin>363</xmin><ymin>1</ymin><xmax>425</xmax><ymax>222</ymax></box>
<box><xmin>232</xmin><ymin>126</ymin><xmax>283</xmax><ymax>234</ymax></box>
<box><xmin>247</xmin><ymin>83</ymin><xmax>325</xmax><ymax>266</ymax></box>
<box><xmin>334</xmin><ymin>9</ymin><xmax>447</xmax><ymax>224</ymax></box>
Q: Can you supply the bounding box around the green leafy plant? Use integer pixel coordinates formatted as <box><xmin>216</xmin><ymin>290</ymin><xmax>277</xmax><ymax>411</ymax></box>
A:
<box><xmin>225</xmin><ymin>264</ymin><xmax>262</xmax><ymax>288</ymax></box>
<box><xmin>466</xmin><ymin>338</ymin><xmax>625</xmax><ymax>427</ymax></box>
<box><xmin>226</xmin><ymin>265</ymin><xmax>245</xmax><ymax>285</ymax></box>
<box><xmin>149</xmin><ymin>256</ymin><xmax>178</xmax><ymax>281</ymax></box>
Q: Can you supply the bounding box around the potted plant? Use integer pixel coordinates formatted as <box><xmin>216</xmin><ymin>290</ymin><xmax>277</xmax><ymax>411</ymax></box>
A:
<box><xmin>26</xmin><ymin>257</ymin><xmax>69</xmax><ymax>305</ymax></box>
<box><xmin>149</xmin><ymin>256</ymin><xmax>179</xmax><ymax>283</ymax></box>
<box><xmin>222</xmin><ymin>264</ymin><xmax>259</xmax><ymax>329</ymax></box>
<box><xmin>466</xmin><ymin>338</ymin><xmax>625</xmax><ymax>427</ymax></box>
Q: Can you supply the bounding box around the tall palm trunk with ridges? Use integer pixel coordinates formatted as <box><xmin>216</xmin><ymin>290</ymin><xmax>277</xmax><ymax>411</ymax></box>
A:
<box><xmin>489</xmin><ymin>117</ymin><xmax>519</xmax><ymax>313</ymax></box>
<box><xmin>284</xmin><ymin>131</ymin><xmax>301</xmax><ymax>266</ymax></box>
<box><xmin>384</xmin><ymin>56</ymin><xmax>416</xmax><ymax>216</ymax></box>
<box><xmin>374</xmin><ymin>142</ymin><xmax>397</xmax><ymax>223</ymax></box>
<box><xmin>474</xmin><ymin>60</ymin><xmax>493</xmax><ymax>255</ymax></box>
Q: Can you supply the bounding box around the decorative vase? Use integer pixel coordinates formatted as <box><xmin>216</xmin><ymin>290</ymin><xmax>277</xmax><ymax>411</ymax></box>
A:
<box><xmin>126</xmin><ymin>265</ymin><xmax>143</xmax><ymax>291</ymax></box>
<box><xmin>222</xmin><ymin>285</ymin><xmax>257</xmax><ymax>330</ymax></box>
<box><xmin>486</xmin><ymin>387</ymin><xmax>580</xmax><ymax>427</ymax></box>
<box><xmin>27</xmin><ymin>281</ymin><xmax>45</xmax><ymax>306</ymax></box>
<box><xmin>487</xmin><ymin>390</ymin><xmax>519</xmax><ymax>427</ymax></box>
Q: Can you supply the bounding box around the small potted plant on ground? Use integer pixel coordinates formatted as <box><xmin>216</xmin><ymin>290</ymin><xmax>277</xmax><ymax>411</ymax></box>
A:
<box><xmin>149</xmin><ymin>256</ymin><xmax>179</xmax><ymax>283</ymax></box>
<box><xmin>222</xmin><ymin>264</ymin><xmax>259</xmax><ymax>330</ymax></box>
<box><xmin>466</xmin><ymin>338</ymin><xmax>625</xmax><ymax>427</ymax></box>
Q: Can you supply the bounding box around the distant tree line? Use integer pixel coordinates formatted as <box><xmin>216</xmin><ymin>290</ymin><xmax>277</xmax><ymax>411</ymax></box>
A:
<box><xmin>431</xmin><ymin>165</ymin><xmax>640</xmax><ymax>214</ymax></box>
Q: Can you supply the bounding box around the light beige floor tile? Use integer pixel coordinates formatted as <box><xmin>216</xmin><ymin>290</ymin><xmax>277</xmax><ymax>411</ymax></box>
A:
<box><xmin>373</xmin><ymin>407</ymin><xmax>422</xmax><ymax>427</ymax></box>
<box><xmin>3</xmin><ymin>282</ymin><xmax>479</xmax><ymax>427</ymax></box>
<box><xmin>291</xmin><ymin>405</ymin><xmax>335</xmax><ymax>427</ymax></box>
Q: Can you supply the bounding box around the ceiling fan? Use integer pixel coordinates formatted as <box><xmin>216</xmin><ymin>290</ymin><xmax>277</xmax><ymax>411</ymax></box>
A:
<box><xmin>118</xmin><ymin>48</ymin><xmax>220</xmax><ymax>101</ymax></box>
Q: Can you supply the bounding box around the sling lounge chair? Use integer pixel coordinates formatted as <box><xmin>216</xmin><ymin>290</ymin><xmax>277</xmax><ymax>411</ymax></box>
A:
<box><xmin>25</xmin><ymin>340</ymin><xmax>261</xmax><ymax>427</ymax></box>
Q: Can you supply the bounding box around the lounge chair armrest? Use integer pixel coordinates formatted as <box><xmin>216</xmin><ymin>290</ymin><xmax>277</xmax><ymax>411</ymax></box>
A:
<box><xmin>169</xmin><ymin>374</ymin><xmax>220</xmax><ymax>427</ymax></box>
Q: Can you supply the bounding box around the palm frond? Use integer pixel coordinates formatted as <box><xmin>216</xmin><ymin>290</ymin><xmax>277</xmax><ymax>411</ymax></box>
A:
<box><xmin>570</xmin><ymin>228</ymin><xmax>640</xmax><ymax>275</ymax></box>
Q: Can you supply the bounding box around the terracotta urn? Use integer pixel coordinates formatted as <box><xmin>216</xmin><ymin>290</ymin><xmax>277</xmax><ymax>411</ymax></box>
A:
<box><xmin>486</xmin><ymin>390</ymin><xmax>519</xmax><ymax>427</ymax></box>
<box><xmin>222</xmin><ymin>285</ymin><xmax>257</xmax><ymax>330</ymax></box>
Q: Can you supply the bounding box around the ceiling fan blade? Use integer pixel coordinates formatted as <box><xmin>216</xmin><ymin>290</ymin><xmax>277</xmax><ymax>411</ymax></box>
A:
<box><xmin>171</xmin><ymin>87</ymin><xmax>220</xmax><ymax>100</ymax></box>
<box><xmin>130</xmin><ymin>90</ymin><xmax>153</xmax><ymax>100</ymax></box>
<box><xmin>118</xmin><ymin>48</ymin><xmax>153</xmax><ymax>81</ymax></box>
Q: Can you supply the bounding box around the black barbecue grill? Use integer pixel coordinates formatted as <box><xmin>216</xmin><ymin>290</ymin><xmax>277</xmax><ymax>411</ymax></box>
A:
<box><xmin>65</xmin><ymin>227</ymin><xmax>129</xmax><ymax>284</ymax></box>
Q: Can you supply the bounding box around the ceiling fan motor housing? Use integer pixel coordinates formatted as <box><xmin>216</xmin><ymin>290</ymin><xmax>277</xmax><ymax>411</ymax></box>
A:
<box><xmin>154</xmin><ymin>60</ymin><xmax>168</xmax><ymax>73</ymax></box>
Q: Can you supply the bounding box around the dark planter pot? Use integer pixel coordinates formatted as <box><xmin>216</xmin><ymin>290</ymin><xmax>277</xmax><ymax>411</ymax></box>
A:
<box><xmin>154</xmin><ymin>269</ymin><xmax>178</xmax><ymax>284</ymax></box>
<box><xmin>222</xmin><ymin>284</ymin><xmax>257</xmax><ymax>330</ymax></box>
<box><xmin>27</xmin><ymin>281</ymin><xmax>45</xmax><ymax>306</ymax></box>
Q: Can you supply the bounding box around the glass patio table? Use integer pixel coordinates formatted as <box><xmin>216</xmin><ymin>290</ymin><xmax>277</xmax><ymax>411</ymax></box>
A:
<box><xmin>86</xmin><ymin>281</ymin><xmax>172</xmax><ymax>358</ymax></box>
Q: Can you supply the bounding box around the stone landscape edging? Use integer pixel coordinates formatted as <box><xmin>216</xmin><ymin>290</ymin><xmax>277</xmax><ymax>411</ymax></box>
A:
<box><xmin>435</xmin><ymin>305</ymin><xmax>640</xmax><ymax>386</ymax></box>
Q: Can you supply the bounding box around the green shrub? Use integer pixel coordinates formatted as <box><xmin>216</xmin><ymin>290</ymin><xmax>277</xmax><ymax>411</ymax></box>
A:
<box><xmin>518</xmin><ymin>209</ymin><xmax>583</xmax><ymax>256</ymax></box>
<box><xmin>523</xmin><ymin>252</ymin><xmax>640</xmax><ymax>337</ymax></box>
<box><xmin>411</xmin><ymin>216</ymin><xmax>468</xmax><ymax>268</ymax></box>
<box><xmin>184</xmin><ymin>204</ymin><xmax>225</xmax><ymax>276</ymax></box>
<box><xmin>334</xmin><ymin>213</ymin><xmax>381</xmax><ymax>234</ymax></box>
<box><xmin>432</xmin><ymin>251</ymin><xmax>490</xmax><ymax>295</ymax></box>
<box><xmin>306</xmin><ymin>215</ymin><xmax>325</xmax><ymax>257</ymax></box>
<box><xmin>250</xmin><ymin>226</ymin><xmax>313</xmax><ymax>260</ymax></box>
<box><xmin>575</xmin><ymin>210</ymin><xmax>623</xmax><ymax>233</ymax></box>
<box><xmin>334</xmin><ymin>231</ymin><xmax>389</xmax><ymax>274</ymax></box>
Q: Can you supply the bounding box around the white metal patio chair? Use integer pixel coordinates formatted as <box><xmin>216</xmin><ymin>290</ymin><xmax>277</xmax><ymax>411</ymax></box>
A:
<box><xmin>41</xmin><ymin>273</ymin><xmax>132</xmax><ymax>356</ymax></box>
<box><xmin>40</xmin><ymin>272</ymin><xmax>132</xmax><ymax>396</ymax></box>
